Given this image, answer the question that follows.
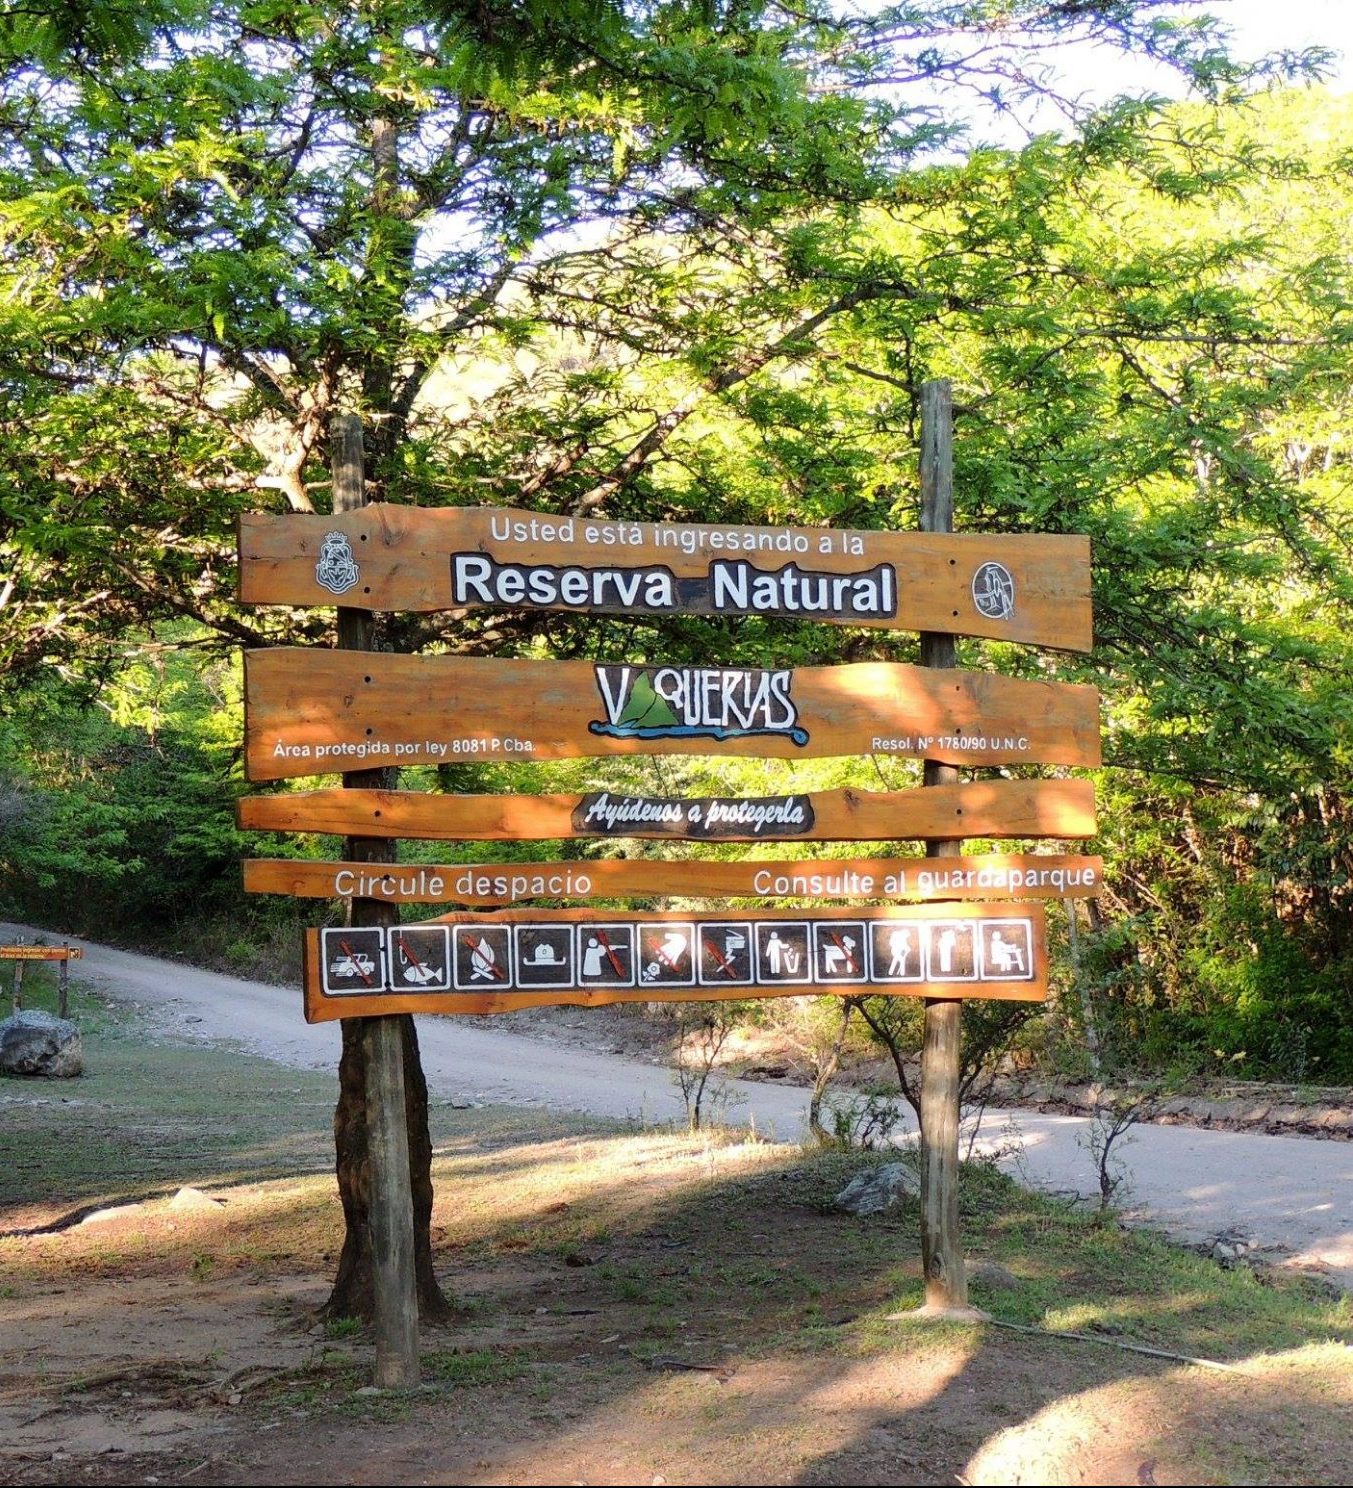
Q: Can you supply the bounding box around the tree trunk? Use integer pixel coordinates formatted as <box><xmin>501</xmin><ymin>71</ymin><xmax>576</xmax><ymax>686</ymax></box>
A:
<box><xmin>324</xmin><ymin>1015</ymin><xmax>452</xmax><ymax>1323</ymax></box>
<box><xmin>321</xmin><ymin>410</ymin><xmax>451</xmax><ymax>1328</ymax></box>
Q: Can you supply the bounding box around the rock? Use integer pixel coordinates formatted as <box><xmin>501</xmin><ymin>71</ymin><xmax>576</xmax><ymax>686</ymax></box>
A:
<box><xmin>1207</xmin><ymin>1229</ymin><xmax>1257</xmax><ymax>1267</ymax></box>
<box><xmin>169</xmin><ymin>1186</ymin><xmax>224</xmax><ymax>1212</ymax></box>
<box><xmin>78</xmin><ymin>1203</ymin><xmax>144</xmax><ymax>1227</ymax></box>
<box><xmin>834</xmin><ymin>1162</ymin><xmax>920</xmax><ymax>1216</ymax></box>
<box><xmin>0</xmin><ymin>1010</ymin><xmax>83</xmax><ymax>1078</ymax></box>
<box><xmin>966</xmin><ymin>1259</ymin><xmax>1019</xmax><ymax>1290</ymax></box>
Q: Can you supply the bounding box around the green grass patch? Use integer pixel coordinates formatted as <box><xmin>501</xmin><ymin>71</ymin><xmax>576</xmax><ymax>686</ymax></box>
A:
<box><xmin>0</xmin><ymin>976</ymin><xmax>339</xmax><ymax>1223</ymax></box>
<box><xmin>424</xmin><ymin>1347</ymin><xmax>531</xmax><ymax>1388</ymax></box>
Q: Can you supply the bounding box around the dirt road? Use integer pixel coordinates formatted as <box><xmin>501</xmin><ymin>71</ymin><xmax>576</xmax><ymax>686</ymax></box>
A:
<box><xmin>6</xmin><ymin>920</ymin><xmax>1350</xmax><ymax>1286</ymax></box>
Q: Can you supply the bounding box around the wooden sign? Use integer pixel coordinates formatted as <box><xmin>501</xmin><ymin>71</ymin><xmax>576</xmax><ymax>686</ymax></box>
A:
<box><xmin>239</xmin><ymin>778</ymin><xmax>1096</xmax><ymax>843</ymax></box>
<box><xmin>246</xmin><ymin>853</ymin><xmax>1105</xmax><ymax>906</ymax></box>
<box><xmin>243</xmin><ymin>649</ymin><xmax>1101</xmax><ymax>781</ymax></box>
<box><xmin>0</xmin><ymin>945</ymin><xmax>83</xmax><ymax>961</ymax></box>
<box><xmin>238</xmin><ymin>506</ymin><xmax>1093</xmax><ymax>651</ymax></box>
<box><xmin>302</xmin><ymin>902</ymin><xmax>1049</xmax><ymax>1020</ymax></box>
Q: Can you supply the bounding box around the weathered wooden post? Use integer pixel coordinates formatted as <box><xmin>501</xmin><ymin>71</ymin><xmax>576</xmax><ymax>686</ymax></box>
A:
<box><xmin>916</xmin><ymin>378</ymin><xmax>980</xmax><ymax>1317</ymax></box>
<box><xmin>331</xmin><ymin>412</ymin><xmax>420</xmax><ymax>1387</ymax></box>
<box><xmin>58</xmin><ymin>943</ymin><xmax>70</xmax><ymax>1020</ymax></box>
<box><xmin>12</xmin><ymin>935</ymin><xmax>24</xmax><ymax>1014</ymax></box>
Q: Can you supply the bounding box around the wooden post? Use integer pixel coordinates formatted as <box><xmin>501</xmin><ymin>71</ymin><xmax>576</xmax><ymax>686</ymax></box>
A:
<box><xmin>916</xmin><ymin>379</ymin><xmax>981</xmax><ymax>1318</ymax></box>
<box><xmin>333</xmin><ymin>413</ymin><xmax>420</xmax><ymax>1387</ymax></box>
<box><xmin>12</xmin><ymin>936</ymin><xmax>23</xmax><ymax>1014</ymax></box>
<box><xmin>58</xmin><ymin>945</ymin><xmax>70</xmax><ymax>1020</ymax></box>
<box><xmin>1065</xmin><ymin>899</ymin><xmax>1101</xmax><ymax>1073</ymax></box>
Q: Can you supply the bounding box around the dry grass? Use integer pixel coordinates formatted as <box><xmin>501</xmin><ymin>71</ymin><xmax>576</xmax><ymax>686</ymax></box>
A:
<box><xmin>1</xmin><ymin>980</ymin><xmax>1350</xmax><ymax>1486</ymax></box>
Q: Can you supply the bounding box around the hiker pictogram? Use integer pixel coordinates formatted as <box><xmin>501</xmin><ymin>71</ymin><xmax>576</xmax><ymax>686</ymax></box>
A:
<box><xmin>320</xmin><ymin>927</ymin><xmax>386</xmax><ymax>995</ymax></box>
<box><xmin>754</xmin><ymin>923</ymin><xmax>811</xmax><ymax>983</ymax></box>
<box><xmin>813</xmin><ymin>922</ymin><xmax>867</xmax><ymax>983</ymax></box>
<box><xmin>452</xmin><ymin>926</ymin><xmax>512</xmax><ymax>990</ymax></box>
<box><xmin>697</xmin><ymin>923</ymin><xmax>753</xmax><ymax>985</ymax></box>
<box><xmin>638</xmin><ymin>924</ymin><xmax>695</xmax><ymax>985</ymax></box>
<box><xmin>515</xmin><ymin>925</ymin><xmax>575</xmax><ymax>986</ymax></box>
<box><xmin>578</xmin><ymin>925</ymin><xmax>636</xmax><ymax>986</ymax></box>
<box><xmin>870</xmin><ymin>923</ymin><xmax>923</xmax><ymax>982</ymax></box>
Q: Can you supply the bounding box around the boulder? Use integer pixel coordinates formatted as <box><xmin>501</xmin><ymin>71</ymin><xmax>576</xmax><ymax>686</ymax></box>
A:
<box><xmin>966</xmin><ymin>1259</ymin><xmax>1020</xmax><ymax>1290</ymax></box>
<box><xmin>834</xmin><ymin>1161</ymin><xmax>920</xmax><ymax>1216</ymax></box>
<box><xmin>168</xmin><ymin>1186</ymin><xmax>225</xmax><ymax>1212</ymax></box>
<box><xmin>0</xmin><ymin>1009</ymin><xmax>83</xmax><ymax>1078</ymax></box>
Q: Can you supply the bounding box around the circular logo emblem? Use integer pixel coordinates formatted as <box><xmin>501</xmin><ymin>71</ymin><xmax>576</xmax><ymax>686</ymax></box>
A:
<box><xmin>971</xmin><ymin>561</ymin><xmax>1015</xmax><ymax>620</ymax></box>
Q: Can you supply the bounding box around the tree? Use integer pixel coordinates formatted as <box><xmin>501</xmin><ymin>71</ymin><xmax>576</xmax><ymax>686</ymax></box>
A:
<box><xmin>1</xmin><ymin>1</ymin><xmax>1333</xmax><ymax>1314</ymax></box>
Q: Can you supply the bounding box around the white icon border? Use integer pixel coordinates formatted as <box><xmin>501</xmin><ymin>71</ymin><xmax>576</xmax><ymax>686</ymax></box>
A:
<box><xmin>868</xmin><ymin>921</ymin><xmax>926</xmax><ymax>984</ymax></box>
<box><xmin>321</xmin><ymin>926</ymin><xmax>388</xmax><ymax>996</ymax></box>
<box><xmin>513</xmin><ymin>924</ymin><xmax>577</xmax><ymax>987</ymax></box>
<box><xmin>451</xmin><ymin>925</ymin><xmax>514</xmax><ymax>991</ymax></box>
<box><xmin>925</xmin><ymin>920</ymin><xmax>980</xmax><ymax>982</ymax></box>
<box><xmin>978</xmin><ymin>918</ymin><xmax>1036</xmax><ymax>981</ymax></box>
<box><xmin>637</xmin><ymin>922</ymin><xmax>697</xmax><ymax>988</ymax></box>
<box><xmin>812</xmin><ymin>922</ymin><xmax>869</xmax><ymax>983</ymax></box>
<box><xmin>753</xmin><ymin>921</ymin><xmax>814</xmax><ymax>986</ymax></box>
<box><xmin>695</xmin><ymin>921</ymin><xmax>756</xmax><ymax>987</ymax></box>
<box><xmin>576</xmin><ymin>924</ymin><xmax>639</xmax><ymax>988</ymax></box>
<box><xmin>385</xmin><ymin>924</ymin><xmax>452</xmax><ymax>993</ymax></box>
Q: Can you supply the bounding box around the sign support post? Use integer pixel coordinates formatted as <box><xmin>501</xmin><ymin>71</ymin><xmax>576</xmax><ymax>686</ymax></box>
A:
<box><xmin>917</xmin><ymin>379</ymin><xmax>979</xmax><ymax>1318</ymax></box>
<box><xmin>332</xmin><ymin>413</ymin><xmax>420</xmax><ymax>1387</ymax></box>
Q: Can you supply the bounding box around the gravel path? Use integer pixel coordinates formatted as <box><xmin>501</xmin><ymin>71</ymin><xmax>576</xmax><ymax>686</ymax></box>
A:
<box><xmin>6</xmin><ymin>919</ymin><xmax>1350</xmax><ymax>1286</ymax></box>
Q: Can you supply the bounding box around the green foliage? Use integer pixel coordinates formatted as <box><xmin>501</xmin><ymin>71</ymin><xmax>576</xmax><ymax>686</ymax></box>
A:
<box><xmin>1083</xmin><ymin>775</ymin><xmax>1353</xmax><ymax>1081</ymax></box>
<box><xmin>0</xmin><ymin>638</ymin><xmax>310</xmax><ymax>960</ymax></box>
<box><xmin>2</xmin><ymin>5</ymin><xmax>1350</xmax><ymax>1080</ymax></box>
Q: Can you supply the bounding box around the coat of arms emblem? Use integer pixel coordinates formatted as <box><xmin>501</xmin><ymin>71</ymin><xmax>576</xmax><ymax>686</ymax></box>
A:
<box><xmin>315</xmin><ymin>531</ymin><xmax>360</xmax><ymax>595</ymax></box>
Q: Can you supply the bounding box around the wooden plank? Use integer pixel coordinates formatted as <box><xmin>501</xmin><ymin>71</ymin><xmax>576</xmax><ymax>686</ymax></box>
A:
<box><xmin>239</xmin><ymin>778</ymin><xmax>1097</xmax><ymax>843</ymax></box>
<box><xmin>238</xmin><ymin>505</ymin><xmax>1093</xmax><ymax>651</ymax></box>
<box><xmin>244</xmin><ymin>853</ymin><xmax>1106</xmax><ymax>905</ymax></box>
<box><xmin>0</xmin><ymin>946</ymin><xmax>83</xmax><ymax>961</ymax></box>
<box><xmin>243</xmin><ymin>649</ymin><xmax>1101</xmax><ymax>781</ymax></box>
<box><xmin>302</xmin><ymin>902</ymin><xmax>1048</xmax><ymax>1021</ymax></box>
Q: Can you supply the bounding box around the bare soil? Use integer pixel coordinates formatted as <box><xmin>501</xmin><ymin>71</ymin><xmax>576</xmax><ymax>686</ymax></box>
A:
<box><xmin>2</xmin><ymin>1158</ymin><xmax>1349</xmax><ymax>1488</ymax></box>
<box><xmin>3</xmin><ymin>997</ymin><xmax>1351</xmax><ymax>1486</ymax></box>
